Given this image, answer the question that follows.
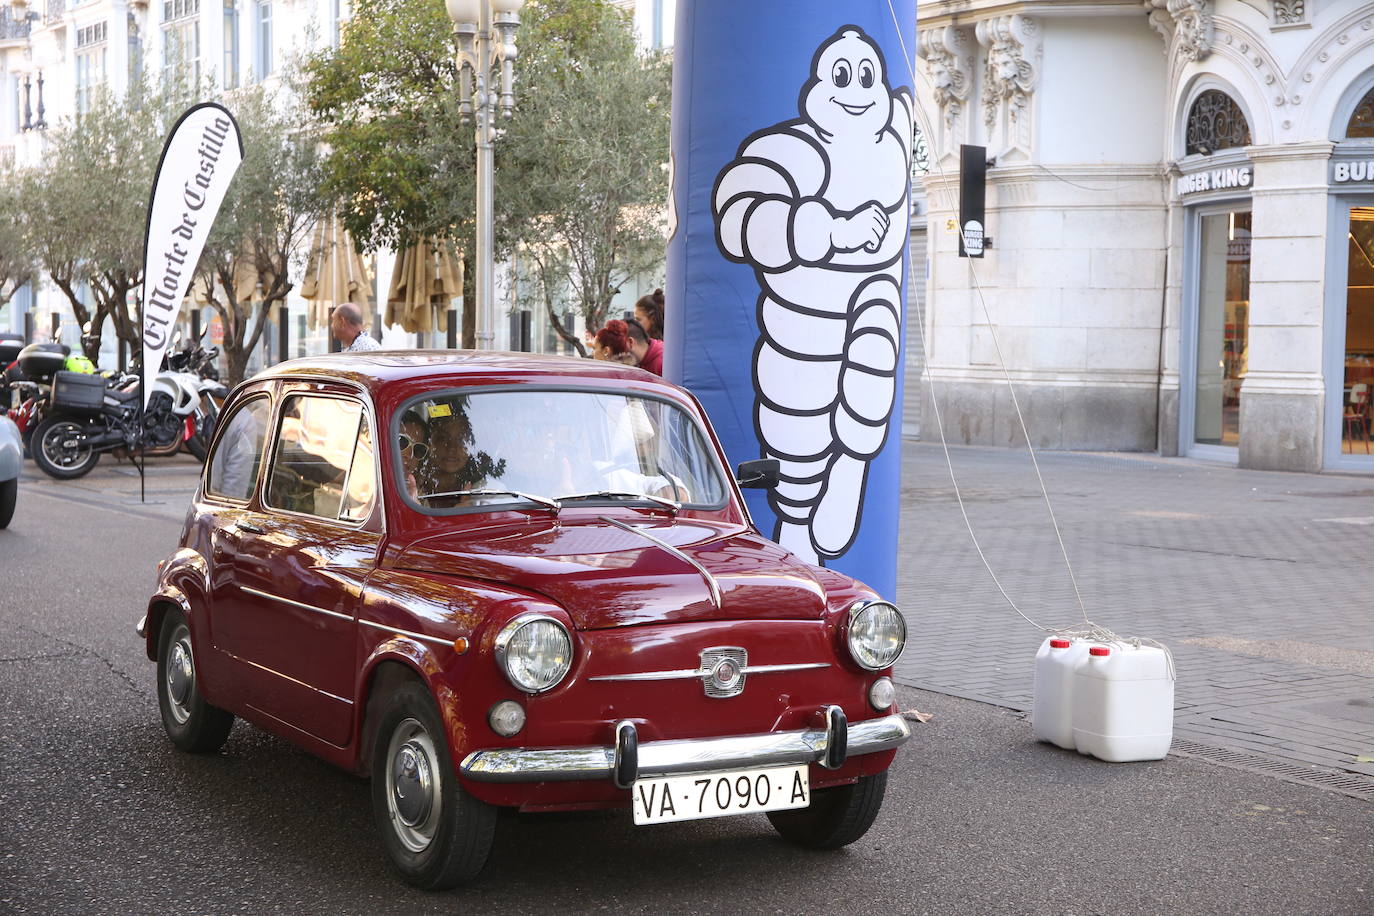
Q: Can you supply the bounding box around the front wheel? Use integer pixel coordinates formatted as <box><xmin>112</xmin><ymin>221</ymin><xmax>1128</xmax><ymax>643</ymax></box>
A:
<box><xmin>767</xmin><ymin>770</ymin><xmax>888</xmax><ymax>850</ymax></box>
<box><xmin>156</xmin><ymin>609</ymin><xmax>234</xmax><ymax>753</ymax></box>
<box><xmin>370</xmin><ymin>680</ymin><xmax>497</xmax><ymax>890</ymax></box>
<box><xmin>0</xmin><ymin>477</ymin><xmax>15</xmax><ymax>528</ymax></box>
<box><xmin>31</xmin><ymin>417</ymin><xmax>101</xmax><ymax>479</ymax></box>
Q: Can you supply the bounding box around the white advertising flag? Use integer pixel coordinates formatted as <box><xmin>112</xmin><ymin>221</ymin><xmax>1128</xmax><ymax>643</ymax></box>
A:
<box><xmin>140</xmin><ymin>102</ymin><xmax>243</xmax><ymax>408</ymax></box>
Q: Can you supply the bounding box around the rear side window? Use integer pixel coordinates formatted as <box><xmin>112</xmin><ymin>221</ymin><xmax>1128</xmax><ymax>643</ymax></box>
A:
<box><xmin>206</xmin><ymin>397</ymin><xmax>271</xmax><ymax>502</ymax></box>
<box><xmin>266</xmin><ymin>394</ymin><xmax>376</xmax><ymax>522</ymax></box>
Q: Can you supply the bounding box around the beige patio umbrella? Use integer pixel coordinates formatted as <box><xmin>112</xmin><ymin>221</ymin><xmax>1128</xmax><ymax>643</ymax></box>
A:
<box><xmin>385</xmin><ymin>237</ymin><xmax>463</xmax><ymax>336</ymax></box>
<box><xmin>190</xmin><ymin>257</ymin><xmax>259</xmax><ymax>308</ymax></box>
<box><xmin>301</xmin><ymin>216</ymin><xmax>375</xmax><ymax>330</ymax></box>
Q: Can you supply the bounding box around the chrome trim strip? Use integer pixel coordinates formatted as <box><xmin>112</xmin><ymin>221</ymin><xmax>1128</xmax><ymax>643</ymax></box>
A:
<box><xmin>588</xmin><ymin>668</ymin><xmax>702</xmax><ymax>683</ymax></box>
<box><xmin>358</xmin><ymin>617</ymin><xmax>457</xmax><ymax>649</ymax></box>
<box><xmin>225</xmin><ymin>652</ymin><xmax>355</xmax><ymax>706</ymax></box>
<box><xmin>242</xmin><ymin>588</ymin><xmax>458</xmax><ymax>651</ymax></box>
<box><xmin>740</xmin><ymin>662</ymin><xmax>831</xmax><ymax>675</ymax></box>
<box><xmin>242</xmin><ymin>586</ymin><xmax>354</xmax><ymax>623</ymax></box>
<box><xmin>459</xmin><ymin>713</ymin><xmax>911</xmax><ymax>783</ymax></box>
<box><xmin>588</xmin><ymin>662</ymin><xmax>829</xmax><ymax>683</ymax></box>
<box><xmin>598</xmin><ymin>515</ymin><xmax>722</xmax><ymax>609</ymax></box>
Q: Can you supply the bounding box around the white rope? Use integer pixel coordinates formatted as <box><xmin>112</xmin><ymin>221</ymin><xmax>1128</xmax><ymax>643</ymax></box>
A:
<box><xmin>883</xmin><ymin>1</ymin><xmax>1169</xmax><ymax>673</ymax></box>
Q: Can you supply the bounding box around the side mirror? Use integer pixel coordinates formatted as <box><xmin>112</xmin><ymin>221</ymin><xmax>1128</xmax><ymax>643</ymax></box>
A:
<box><xmin>735</xmin><ymin>458</ymin><xmax>780</xmax><ymax>489</ymax></box>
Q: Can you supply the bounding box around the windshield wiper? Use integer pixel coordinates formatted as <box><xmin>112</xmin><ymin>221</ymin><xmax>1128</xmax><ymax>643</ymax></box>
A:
<box><xmin>420</xmin><ymin>488</ymin><xmax>561</xmax><ymax>512</ymax></box>
<box><xmin>557</xmin><ymin>490</ymin><xmax>680</xmax><ymax>513</ymax></box>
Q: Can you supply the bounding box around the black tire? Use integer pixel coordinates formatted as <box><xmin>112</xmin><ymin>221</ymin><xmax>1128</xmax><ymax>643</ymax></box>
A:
<box><xmin>370</xmin><ymin>679</ymin><xmax>497</xmax><ymax>890</ymax></box>
<box><xmin>766</xmin><ymin>770</ymin><xmax>888</xmax><ymax>850</ymax></box>
<box><xmin>156</xmin><ymin>609</ymin><xmax>234</xmax><ymax>753</ymax></box>
<box><xmin>184</xmin><ymin>431</ymin><xmax>209</xmax><ymax>462</ymax></box>
<box><xmin>0</xmin><ymin>477</ymin><xmax>15</xmax><ymax>528</ymax></box>
<box><xmin>31</xmin><ymin>417</ymin><xmax>101</xmax><ymax>479</ymax></box>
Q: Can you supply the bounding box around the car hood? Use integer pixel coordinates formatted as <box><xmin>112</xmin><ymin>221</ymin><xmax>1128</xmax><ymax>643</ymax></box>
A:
<box><xmin>392</xmin><ymin>516</ymin><xmax>827</xmax><ymax>629</ymax></box>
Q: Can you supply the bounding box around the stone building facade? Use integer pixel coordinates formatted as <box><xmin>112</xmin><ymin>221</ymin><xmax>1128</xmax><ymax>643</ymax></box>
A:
<box><xmin>914</xmin><ymin>0</ymin><xmax>1374</xmax><ymax>472</ymax></box>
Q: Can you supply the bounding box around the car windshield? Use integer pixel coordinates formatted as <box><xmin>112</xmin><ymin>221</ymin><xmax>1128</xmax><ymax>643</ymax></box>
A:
<box><xmin>396</xmin><ymin>390</ymin><xmax>728</xmax><ymax>512</ymax></box>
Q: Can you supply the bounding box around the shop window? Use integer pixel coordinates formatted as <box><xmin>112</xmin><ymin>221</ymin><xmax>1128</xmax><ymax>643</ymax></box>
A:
<box><xmin>1348</xmin><ymin>86</ymin><xmax>1374</xmax><ymax>139</ymax></box>
<box><xmin>1185</xmin><ymin>90</ymin><xmax>1251</xmax><ymax>156</ymax></box>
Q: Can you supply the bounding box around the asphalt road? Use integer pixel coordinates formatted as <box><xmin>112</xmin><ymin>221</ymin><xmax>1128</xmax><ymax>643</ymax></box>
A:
<box><xmin>1</xmin><ymin>457</ymin><xmax>1372</xmax><ymax>915</ymax></box>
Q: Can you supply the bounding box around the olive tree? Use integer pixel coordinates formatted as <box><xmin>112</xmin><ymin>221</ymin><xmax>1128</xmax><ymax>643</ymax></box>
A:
<box><xmin>20</xmin><ymin>81</ymin><xmax>189</xmax><ymax>363</ymax></box>
<box><xmin>0</xmin><ymin>181</ymin><xmax>37</xmax><ymax>313</ymax></box>
<box><xmin>305</xmin><ymin>0</ymin><xmax>670</xmax><ymax>354</ymax></box>
<box><xmin>194</xmin><ymin>82</ymin><xmax>330</xmax><ymax>385</ymax></box>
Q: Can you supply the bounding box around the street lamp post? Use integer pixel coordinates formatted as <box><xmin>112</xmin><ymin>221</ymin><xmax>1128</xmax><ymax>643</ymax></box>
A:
<box><xmin>445</xmin><ymin>0</ymin><xmax>523</xmax><ymax>350</ymax></box>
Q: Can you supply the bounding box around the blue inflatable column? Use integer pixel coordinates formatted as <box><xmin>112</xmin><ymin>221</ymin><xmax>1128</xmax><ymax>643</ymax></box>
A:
<box><xmin>665</xmin><ymin>0</ymin><xmax>917</xmax><ymax>601</ymax></box>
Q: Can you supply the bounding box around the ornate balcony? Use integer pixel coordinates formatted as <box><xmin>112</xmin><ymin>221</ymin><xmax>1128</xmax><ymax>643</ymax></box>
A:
<box><xmin>0</xmin><ymin>6</ymin><xmax>33</xmax><ymax>40</ymax></box>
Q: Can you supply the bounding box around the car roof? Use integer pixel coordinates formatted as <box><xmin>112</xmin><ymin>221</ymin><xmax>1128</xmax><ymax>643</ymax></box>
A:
<box><xmin>250</xmin><ymin>350</ymin><xmax>672</xmax><ymax>397</ymax></box>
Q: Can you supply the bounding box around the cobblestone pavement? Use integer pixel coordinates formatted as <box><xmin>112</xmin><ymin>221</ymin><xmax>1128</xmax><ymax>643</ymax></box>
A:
<box><xmin>891</xmin><ymin>440</ymin><xmax>1374</xmax><ymax>786</ymax></box>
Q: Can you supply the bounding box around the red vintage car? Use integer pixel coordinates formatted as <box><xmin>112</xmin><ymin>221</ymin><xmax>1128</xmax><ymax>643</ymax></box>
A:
<box><xmin>139</xmin><ymin>352</ymin><xmax>909</xmax><ymax>889</ymax></box>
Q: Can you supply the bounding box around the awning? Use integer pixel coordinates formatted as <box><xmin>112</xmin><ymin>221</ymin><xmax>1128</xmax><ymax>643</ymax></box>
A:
<box><xmin>385</xmin><ymin>237</ymin><xmax>463</xmax><ymax>335</ymax></box>
<box><xmin>301</xmin><ymin>217</ymin><xmax>375</xmax><ymax>330</ymax></box>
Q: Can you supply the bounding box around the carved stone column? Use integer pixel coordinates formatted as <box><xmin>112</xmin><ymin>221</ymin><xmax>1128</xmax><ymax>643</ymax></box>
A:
<box><xmin>917</xmin><ymin>25</ymin><xmax>974</xmax><ymax>160</ymax></box>
<box><xmin>975</xmin><ymin>14</ymin><xmax>1039</xmax><ymax>160</ymax></box>
<box><xmin>1142</xmin><ymin>0</ymin><xmax>1213</xmax><ymax>60</ymax></box>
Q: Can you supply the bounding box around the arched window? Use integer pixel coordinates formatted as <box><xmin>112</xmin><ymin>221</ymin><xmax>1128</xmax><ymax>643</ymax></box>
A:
<box><xmin>1348</xmin><ymin>85</ymin><xmax>1374</xmax><ymax>139</ymax></box>
<box><xmin>1185</xmin><ymin>90</ymin><xmax>1252</xmax><ymax>156</ymax></box>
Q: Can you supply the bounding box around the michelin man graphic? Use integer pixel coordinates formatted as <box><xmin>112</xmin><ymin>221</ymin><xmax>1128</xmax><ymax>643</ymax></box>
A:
<box><xmin>712</xmin><ymin>25</ymin><xmax>911</xmax><ymax>564</ymax></box>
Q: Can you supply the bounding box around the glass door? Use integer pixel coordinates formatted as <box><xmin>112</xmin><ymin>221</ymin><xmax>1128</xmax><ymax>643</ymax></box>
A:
<box><xmin>1190</xmin><ymin>209</ymin><xmax>1251</xmax><ymax>452</ymax></box>
<box><xmin>1341</xmin><ymin>206</ymin><xmax>1374</xmax><ymax>456</ymax></box>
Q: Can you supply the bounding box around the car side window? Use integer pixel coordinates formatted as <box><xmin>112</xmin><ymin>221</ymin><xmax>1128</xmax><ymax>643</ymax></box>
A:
<box><xmin>266</xmin><ymin>394</ymin><xmax>375</xmax><ymax>522</ymax></box>
<box><xmin>205</xmin><ymin>397</ymin><xmax>271</xmax><ymax>502</ymax></box>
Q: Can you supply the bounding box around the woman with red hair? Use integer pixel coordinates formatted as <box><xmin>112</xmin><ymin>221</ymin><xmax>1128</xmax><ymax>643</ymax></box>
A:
<box><xmin>592</xmin><ymin>320</ymin><xmax>637</xmax><ymax>365</ymax></box>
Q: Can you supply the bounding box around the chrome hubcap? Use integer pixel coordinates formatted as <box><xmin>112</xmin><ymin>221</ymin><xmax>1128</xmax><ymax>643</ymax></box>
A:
<box><xmin>165</xmin><ymin>626</ymin><xmax>194</xmax><ymax>725</ymax></box>
<box><xmin>385</xmin><ymin>718</ymin><xmax>441</xmax><ymax>852</ymax></box>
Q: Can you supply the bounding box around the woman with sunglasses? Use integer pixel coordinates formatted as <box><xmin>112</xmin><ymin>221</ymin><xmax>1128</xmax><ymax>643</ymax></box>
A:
<box><xmin>398</xmin><ymin>416</ymin><xmax>431</xmax><ymax>499</ymax></box>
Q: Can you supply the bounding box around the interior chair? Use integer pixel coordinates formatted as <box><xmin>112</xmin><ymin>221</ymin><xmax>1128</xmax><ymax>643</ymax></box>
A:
<box><xmin>1344</xmin><ymin>383</ymin><xmax>1370</xmax><ymax>454</ymax></box>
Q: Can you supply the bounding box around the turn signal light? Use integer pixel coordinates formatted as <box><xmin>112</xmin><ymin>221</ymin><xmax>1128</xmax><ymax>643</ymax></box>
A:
<box><xmin>454</xmin><ymin>636</ymin><xmax>470</xmax><ymax>654</ymax></box>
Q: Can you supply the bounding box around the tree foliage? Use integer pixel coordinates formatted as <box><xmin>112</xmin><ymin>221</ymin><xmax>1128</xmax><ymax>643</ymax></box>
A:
<box><xmin>305</xmin><ymin>0</ymin><xmax>670</xmax><ymax>354</ymax></box>
<box><xmin>0</xmin><ymin>180</ymin><xmax>37</xmax><ymax>311</ymax></box>
<box><xmin>501</xmin><ymin>0</ymin><xmax>671</xmax><ymax>353</ymax></box>
<box><xmin>195</xmin><ymin>81</ymin><xmax>329</xmax><ymax>385</ymax></box>
<box><xmin>18</xmin><ymin>79</ymin><xmax>189</xmax><ymax>362</ymax></box>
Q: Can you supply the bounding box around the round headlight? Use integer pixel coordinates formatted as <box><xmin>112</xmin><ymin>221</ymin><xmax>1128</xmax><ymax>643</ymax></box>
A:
<box><xmin>495</xmin><ymin>615</ymin><xmax>573</xmax><ymax>693</ymax></box>
<box><xmin>847</xmin><ymin>601</ymin><xmax>906</xmax><ymax>671</ymax></box>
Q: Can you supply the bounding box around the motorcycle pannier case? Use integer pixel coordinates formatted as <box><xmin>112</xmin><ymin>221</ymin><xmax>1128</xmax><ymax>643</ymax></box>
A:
<box><xmin>0</xmin><ymin>336</ymin><xmax>23</xmax><ymax>366</ymax></box>
<box><xmin>51</xmin><ymin>370</ymin><xmax>106</xmax><ymax>414</ymax></box>
<box><xmin>16</xmin><ymin>344</ymin><xmax>67</xmax><ymax>383</ymax></box>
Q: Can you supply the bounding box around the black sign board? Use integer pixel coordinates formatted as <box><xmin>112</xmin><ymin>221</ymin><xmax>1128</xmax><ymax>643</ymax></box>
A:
<box><xmin>959</xmin><ymin>144</ymin><xmax>987</xmax><ymax>258</ymax></box>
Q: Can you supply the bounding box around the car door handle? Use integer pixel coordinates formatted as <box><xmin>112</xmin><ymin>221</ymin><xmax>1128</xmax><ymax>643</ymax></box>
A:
<box><xmin>235</xmin><ymin>520</ymin><xmax>264</xmax><ymax>534</ymax></box>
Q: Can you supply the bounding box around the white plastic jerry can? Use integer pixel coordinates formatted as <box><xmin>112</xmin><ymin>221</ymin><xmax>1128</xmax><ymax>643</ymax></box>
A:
<box><xmin>1071</xmin><ymin>644</ymin><xmax>1174</xmax><ymax>763</ymax></box>
<box><xmin>1032</xmin><ymin>637</ymin><xmax>1088</xmax><ymax>749</ymax></box>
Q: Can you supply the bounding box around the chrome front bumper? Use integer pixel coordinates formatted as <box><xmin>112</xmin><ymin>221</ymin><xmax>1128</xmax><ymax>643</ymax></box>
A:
<box><xmin>459</xmin><ymin>709</ymin><xmax>910</xmax><ymax>787</ymax></box>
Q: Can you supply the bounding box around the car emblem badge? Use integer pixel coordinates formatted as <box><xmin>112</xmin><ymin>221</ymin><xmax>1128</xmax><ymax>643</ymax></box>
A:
<box><xmin>700</xmin><ymin>647</ymin><xmax>747</xmax><ymax>698</ymax></box>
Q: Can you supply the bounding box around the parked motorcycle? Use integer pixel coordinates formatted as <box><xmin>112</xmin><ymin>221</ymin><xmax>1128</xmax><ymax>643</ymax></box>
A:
<box><xmin>28</xmin><ymin>356</ymin><xmax>213</xmax><ymax>481</ymax></box>
<box><xmin>164</xmin><ymin>337</ymin><xmax>226</xmax><ymax>460</ymax></box>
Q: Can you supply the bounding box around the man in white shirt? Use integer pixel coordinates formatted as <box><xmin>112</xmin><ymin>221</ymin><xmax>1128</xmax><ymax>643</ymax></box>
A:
<box><xmin>331</xmin><ymin>302</ymin><xmax>381</xmax><ymax>352</ymax></box>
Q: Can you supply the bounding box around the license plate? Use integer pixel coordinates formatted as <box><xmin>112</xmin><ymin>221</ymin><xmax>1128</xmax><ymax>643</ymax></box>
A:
<box><xmin>632</xmin><ymin>764</ymin><xmax>809</xmax><ymax>825</ymax></box>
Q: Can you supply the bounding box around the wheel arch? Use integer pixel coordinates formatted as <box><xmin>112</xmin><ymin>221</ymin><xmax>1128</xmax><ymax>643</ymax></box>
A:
<box><xmin>143</xmin><ymin>593</ymin><xmax>190</xmax><ymax>661</ymax></box>
<box><xmin>355</xmin><ymin>648</ymin><xmax>435</xmax><ymax>777</ymax></box>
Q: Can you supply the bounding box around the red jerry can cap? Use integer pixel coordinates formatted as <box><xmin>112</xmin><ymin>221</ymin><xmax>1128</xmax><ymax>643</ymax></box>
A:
<box><xmin>1089</xmin><ymin>646</ymin><xmax>1111</xmax><ymax>657</ymax></box>
<box><xmin>1049</xmin><ymin>639</ymin><xmax>1071</xmax><ymax>649</ymax></box>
